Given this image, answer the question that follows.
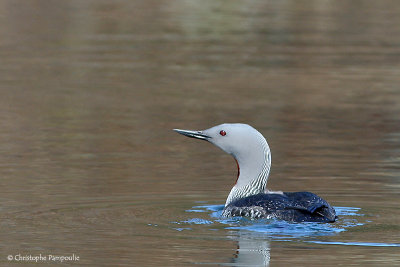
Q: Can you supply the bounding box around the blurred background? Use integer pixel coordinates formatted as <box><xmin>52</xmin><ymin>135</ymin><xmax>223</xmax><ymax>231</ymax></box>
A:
<box><xmin>0</xmin><ymin>0</ymin><xmax>399</xmax><ymax>266</ymax></box>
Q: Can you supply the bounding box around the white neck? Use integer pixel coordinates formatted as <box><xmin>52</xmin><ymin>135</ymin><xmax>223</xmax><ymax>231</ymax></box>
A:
<box><xmin>225</xmin><ymin>135</ymin><xmax>271</xmax><ymax>206</ymax></box>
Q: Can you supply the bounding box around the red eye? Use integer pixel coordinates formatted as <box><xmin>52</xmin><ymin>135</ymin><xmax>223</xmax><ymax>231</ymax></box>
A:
<box><xmin>219</xmin><ymin>130</ymin><xmax>226</xmax><ymax>136</ymax></box>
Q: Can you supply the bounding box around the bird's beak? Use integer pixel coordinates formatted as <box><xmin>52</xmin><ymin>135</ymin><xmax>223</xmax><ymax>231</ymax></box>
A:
<box><xmin>173</xmin><ymin>129</ymin><xmax>211</xmax><ymax>141</ymax></box>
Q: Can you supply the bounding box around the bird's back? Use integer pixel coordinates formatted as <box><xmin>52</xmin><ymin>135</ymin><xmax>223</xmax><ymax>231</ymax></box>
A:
<box><xmin>222</xmin><ymin>191</ymin><xmax>336</xmax><ymax>222</ymax></box>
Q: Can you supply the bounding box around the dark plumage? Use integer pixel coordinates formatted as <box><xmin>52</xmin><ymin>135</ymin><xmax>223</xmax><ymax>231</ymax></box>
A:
<box><xmin>222</xmin><ymin>192</ymin><xmax>336</xmax><ymax>222</ymax></box>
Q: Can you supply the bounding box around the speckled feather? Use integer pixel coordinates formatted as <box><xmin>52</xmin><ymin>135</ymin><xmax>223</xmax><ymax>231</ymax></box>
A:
<box><xmin>222</xmin><ymin>191</ymin><xmax>336</xmax><ymax>222</ymax></box>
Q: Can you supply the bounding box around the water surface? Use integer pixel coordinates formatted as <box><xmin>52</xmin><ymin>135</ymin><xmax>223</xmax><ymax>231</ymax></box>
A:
<box><xmin>0</xmin><ymin>0</ymin><xmax>399</xmax><ymax>266</ymax></box>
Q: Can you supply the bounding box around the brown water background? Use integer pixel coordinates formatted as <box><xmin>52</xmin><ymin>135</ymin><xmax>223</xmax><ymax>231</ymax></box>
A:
<box><xmin>0</xmin><ymin>0</ymin><xmax>399</xmax><ymax>266</ymax></box>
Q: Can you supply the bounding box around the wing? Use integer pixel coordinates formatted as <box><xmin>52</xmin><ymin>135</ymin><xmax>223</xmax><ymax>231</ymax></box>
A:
<box><xmin>283</xmin><ymin>191</ymin><xmax>336</xmax><ymax>222</ymax></box>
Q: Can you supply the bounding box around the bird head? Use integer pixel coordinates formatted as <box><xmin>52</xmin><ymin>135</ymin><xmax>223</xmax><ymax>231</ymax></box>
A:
<box><xmin>174</xmin><ymin>123</ymin><xmax>266</xmax><ymax>161</ymax></box>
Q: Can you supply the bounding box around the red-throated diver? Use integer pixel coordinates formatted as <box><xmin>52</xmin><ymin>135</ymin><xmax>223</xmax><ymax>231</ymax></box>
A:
<box><xmin>174</xmin><ymin>123</ymin><xmax>336</xmax><ymax>223</ymax></box>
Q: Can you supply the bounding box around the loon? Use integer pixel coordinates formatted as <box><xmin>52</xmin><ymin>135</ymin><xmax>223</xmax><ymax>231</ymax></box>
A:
<box><xmin>174</xmin><ymin>123</ymin><xmax>336</xmax><ymax>223</ymax></box>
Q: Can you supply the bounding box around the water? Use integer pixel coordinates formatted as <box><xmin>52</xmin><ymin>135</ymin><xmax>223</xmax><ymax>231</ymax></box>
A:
<box><xmin>180</xmin><ymin>205</ymin><xmax>362</xmax><ymax>237</ymax></box>
<box><xmin>0</xmin><ymin>0</ymin><xmax>400</xmax><ymax>266</ymax></box>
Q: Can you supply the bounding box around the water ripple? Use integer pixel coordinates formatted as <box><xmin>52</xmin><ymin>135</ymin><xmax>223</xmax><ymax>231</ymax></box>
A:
<box><xmin>169</xmin><ymin>204</ymin><xmax>400</xmax><ymax>248</ymax></box>
<box><xmin>306</xmin><ymin>241</ymin><xmax>400</xmax><ymax>247</ymax></box>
